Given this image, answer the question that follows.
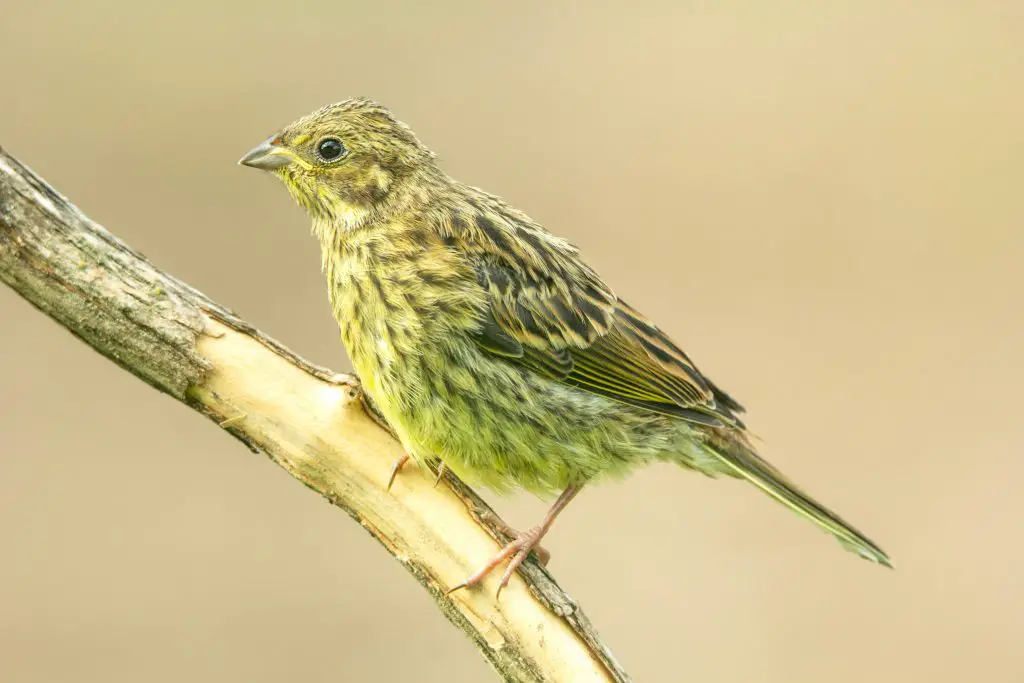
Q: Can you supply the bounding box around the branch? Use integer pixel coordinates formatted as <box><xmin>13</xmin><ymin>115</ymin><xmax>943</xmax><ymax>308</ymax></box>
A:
<box><xmin>0</xmin><ymin>147</ymin><xmax>632</xmax><ymax>683</ymax></box>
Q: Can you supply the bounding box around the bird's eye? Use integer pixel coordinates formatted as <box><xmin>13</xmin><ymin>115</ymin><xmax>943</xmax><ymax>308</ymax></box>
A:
<box><xmin>316</xmin><ymin>138</ymin><xmax>346</xmax><ymax>162</ymax></box>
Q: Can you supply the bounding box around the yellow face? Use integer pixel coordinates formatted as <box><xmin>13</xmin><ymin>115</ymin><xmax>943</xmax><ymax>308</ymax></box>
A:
<box><xmin>238</xmin><ymin>98</ymin><xmax>433</xmax><ymax>221</ymax></box>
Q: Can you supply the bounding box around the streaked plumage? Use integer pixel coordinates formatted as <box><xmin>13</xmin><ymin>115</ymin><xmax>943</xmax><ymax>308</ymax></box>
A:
<box><xmin>239</xmin><ymin>98</ymin><xmax>891</xmax><ymax>592</ymax></box>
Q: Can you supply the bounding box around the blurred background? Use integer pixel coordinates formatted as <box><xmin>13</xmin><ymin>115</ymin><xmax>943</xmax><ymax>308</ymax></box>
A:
<box><xmin>1</xmin><ymin>1</ymin><xmax>1022</xmax><ymax>681</ymax></box>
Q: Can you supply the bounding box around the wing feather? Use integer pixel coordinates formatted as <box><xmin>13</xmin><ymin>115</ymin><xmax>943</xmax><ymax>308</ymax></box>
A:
<box><xmin>466</xmin><ymin>206</ymin><xmax>743</xmax><ymax>427</ymax></box>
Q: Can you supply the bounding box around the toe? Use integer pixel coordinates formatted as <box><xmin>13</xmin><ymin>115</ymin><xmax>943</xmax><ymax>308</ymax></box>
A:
<box><xmin>433</xmin><ymin>461</ymin><xmax>447</xmax><ymax>487</ymax></box>
<box><xmin>386</xmin><ymin>454</ymin><xmax>410</xmax><ymax>491</ymax></box>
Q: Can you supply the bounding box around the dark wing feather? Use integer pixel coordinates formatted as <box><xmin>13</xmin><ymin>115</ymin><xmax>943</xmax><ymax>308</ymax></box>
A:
<box><xmin>469</xmin><ymin>217</ymin><xmax>744</xmax><ymax>428</ymax></box>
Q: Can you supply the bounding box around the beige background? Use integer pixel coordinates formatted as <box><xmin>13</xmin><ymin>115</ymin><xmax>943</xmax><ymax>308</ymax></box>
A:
<box><xmin>2</xmin><ymin>2</ymin><xmax>1022</xmax><ymax>681</ymax></box>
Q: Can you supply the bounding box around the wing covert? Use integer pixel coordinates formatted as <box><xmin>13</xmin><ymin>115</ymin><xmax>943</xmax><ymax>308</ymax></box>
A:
<box><xmin>470</xmin><ymin>234</ymin><xmax>743</xmax><ymax>428</ymax></box>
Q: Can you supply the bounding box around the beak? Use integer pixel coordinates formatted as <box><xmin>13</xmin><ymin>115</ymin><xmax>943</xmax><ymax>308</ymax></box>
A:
<box><xmin>238</xmin><ymin>136</ymin><xmax>293</xmax><ymax>170</ymax></box>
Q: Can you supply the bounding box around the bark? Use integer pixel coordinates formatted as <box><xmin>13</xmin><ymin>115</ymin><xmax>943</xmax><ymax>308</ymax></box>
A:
<box><xmin>0</xmin><ymin>146</ymin><xmax>631</xmax><ymax>683</ymax></box>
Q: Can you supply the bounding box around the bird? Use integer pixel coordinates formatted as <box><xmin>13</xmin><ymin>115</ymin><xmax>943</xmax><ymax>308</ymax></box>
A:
<box><xmin>238</xmin><ymin>98</ymin><xmax>891</xmax><ymax>595</ymax></box>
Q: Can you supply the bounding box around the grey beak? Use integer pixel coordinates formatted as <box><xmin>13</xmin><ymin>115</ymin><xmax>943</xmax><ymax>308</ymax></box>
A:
<box><xmin>238</xmin><ymin>137</ymin><xmax>293</xmax><ymax>170</ymax></box>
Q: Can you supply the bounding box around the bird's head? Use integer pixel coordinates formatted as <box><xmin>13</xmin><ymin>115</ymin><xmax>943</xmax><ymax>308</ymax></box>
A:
<box><xmin>239</xmin><ymin>98</ymin><xmax>435</xmax><ymax>228</ymax></box>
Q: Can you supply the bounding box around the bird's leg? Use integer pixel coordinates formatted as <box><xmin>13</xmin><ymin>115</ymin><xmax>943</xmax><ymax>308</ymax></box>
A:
<box><xmin>447</xmin><ymin>484</ymin><xmax>582</xmax><ymax>598</ymax></box>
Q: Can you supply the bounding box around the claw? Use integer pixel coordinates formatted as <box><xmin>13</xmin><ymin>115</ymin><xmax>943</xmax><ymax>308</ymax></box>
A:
<box><xmin>218</xmin><ymin>413</ymin><xmax>246</xmax><ymax>428</ymax></box>
<box><xmin>433</xmin><ymin>461</ymin><xmax>447</xmax><ymax>487</ymax></box>
<box><xmin>386</xmin><ymin>453</ymin><xmax>410</xmax><ymax>492</ymax></box>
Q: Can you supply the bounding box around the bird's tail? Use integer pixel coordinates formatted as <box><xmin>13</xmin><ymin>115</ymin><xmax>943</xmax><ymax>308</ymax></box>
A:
<box><xmin>704</xmin><ymin>437</ymin><xmax>892</xmax><ymax>567</ymax></box>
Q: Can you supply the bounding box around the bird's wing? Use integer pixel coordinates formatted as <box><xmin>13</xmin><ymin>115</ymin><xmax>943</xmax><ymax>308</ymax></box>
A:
<box><xmin>464</xmin><ymin>210</ymin><xmax>744</xmax><ymax>428</ymax></box>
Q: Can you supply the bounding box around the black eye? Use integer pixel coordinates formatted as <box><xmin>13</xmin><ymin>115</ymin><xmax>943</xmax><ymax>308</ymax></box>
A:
<box><xmin>316</xmin><ymin>138</ymin><xmax>346</xmax><ymax>162</ymax></box>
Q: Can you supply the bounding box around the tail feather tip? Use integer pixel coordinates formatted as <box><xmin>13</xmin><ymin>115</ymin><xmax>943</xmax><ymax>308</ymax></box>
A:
<box><xmin>841</xmin><ymin>538</ymin><xmax>893</xmax><ymax>569</ymax></box>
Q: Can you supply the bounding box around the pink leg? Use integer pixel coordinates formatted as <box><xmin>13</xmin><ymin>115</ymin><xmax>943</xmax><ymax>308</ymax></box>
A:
<box><xmin>447</xmin><ymin>485</ymin><xmax>582</xmax><ymax>598</ymax></box>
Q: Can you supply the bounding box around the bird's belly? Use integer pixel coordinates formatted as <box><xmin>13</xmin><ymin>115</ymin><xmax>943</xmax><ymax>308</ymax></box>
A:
<box><xmin>360</xmin><ymin>341</ymin><xmax>707</xmax><ymax>497</ymax></box>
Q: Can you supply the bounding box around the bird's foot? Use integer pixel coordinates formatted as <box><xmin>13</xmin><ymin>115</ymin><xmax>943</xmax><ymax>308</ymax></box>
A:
<box><xmin>447</xmin><ymin>485</ymin><xmax>580</xmax><ymax>598</ymax></box>
<box><xmin>446</xmin><ymin>524</ymin><xmax>550</xmax><ymax>599</ymax></box>
<box><xmin>488</xmin><ymin>517</ymin><xmax>551</xmax><ymax>567</ymax></box>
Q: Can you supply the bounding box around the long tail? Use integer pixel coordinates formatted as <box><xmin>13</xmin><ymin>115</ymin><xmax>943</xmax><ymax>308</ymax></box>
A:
<box><xmin>704</xmin><ymin>437</ymin><xmax>892</xmax><ymax>567</ymax></box>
